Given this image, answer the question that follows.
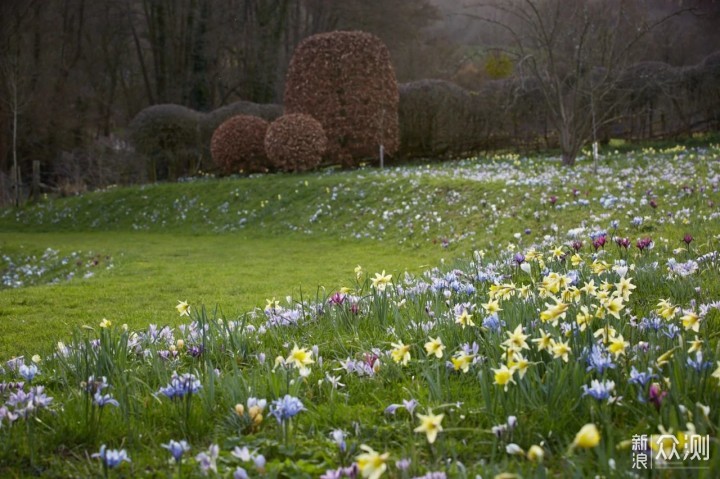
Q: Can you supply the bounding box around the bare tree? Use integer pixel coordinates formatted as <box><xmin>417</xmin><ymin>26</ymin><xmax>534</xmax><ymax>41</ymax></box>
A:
<box><xmin>0</xmin><ymin>57</ymin><xmax>33</xmax><ymax>207</ymax></box>
<box><xmin>466</xmin><ymin>0</ymin><xmax>688</xmax><ymax>165</ymax></box>
<box><xmin>0</xmin><ymin>0</ymin><xmax>37</xmax><ymax>206</ymax></box>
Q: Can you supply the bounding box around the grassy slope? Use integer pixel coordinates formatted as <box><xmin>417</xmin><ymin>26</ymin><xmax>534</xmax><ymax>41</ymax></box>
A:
<box><xmin>2</xmin><ymin>149</ymin><xmax>720</xmax><ymax>361</ymax></box>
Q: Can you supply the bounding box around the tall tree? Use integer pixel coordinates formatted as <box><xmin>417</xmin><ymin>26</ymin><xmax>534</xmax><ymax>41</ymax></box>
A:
<box><xmin>468</xmin><ymin>0</ymin><xmax>689</xmax><ymax>165</ymax></box>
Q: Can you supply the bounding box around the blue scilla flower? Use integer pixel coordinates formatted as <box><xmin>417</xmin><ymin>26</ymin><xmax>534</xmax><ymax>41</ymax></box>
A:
<box><xmin>687</xmin><ymin>352</ymin><xmax>713</xmax><ymax>372</ymax></box>
<box><xmin>19</xmin><ymin>364</ymin><xmax>38</xmax><ymax>382</ymax></box>
<box><xmin>582</xmin><ymin>379</ymin><xmax>615</xmax><ymax>401</ymax></box>
<box><xmin>162</xmin><ymin>439</ymin><xmax>190</xmax><ymax>463</ymax></box>
<box><xmin>629</xmin><ymin>366</ymin><xmax>655</xmax><ymax>386</ymax></box>
<box><xmin>93</xmin><ymin>391</ymin><xmax>120</xmax><ymax>408</ymax></box>
<box><xmin>482</xmin><ymin>313</ymin><xmax>504</xmax><ymax>332</ymax></box>
<box><xmin>158</xmin><ymin>371</ymin><xmax>202</xmax><ymax>399</ymax></box>
<box><xmin>269</xmin><ymin>395</ymin><xmax>305</xmax><ymax>423</ymax></box>
<box><xmin>662</xmin><ymin>323</ymin><xmax>681</xmax><ymax>340</ymax></box>
<box><xmin>585</xmin><ymin>345</ymin><xmax>616</xmax><ymax>374</ymax></box>
<box><xmin>92</xmin><ymin>445</ymin><xmax>130</xmax><ymax>468</ymax></box>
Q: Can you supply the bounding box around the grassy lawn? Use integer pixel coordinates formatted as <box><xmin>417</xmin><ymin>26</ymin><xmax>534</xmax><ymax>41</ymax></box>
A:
<box><xmin>0</xmin><ymin>232</ymin><xmax>446</xmax><ymax>359</ymax></box>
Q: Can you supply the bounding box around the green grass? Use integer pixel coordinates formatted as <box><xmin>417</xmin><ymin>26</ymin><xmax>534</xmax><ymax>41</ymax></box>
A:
<box><xmin>0</xmin><ymin>232</ymin><xmax>446</xmax><ymax>359</ymax></box>
<box><xmin>1</xmin><ymin>144</ymin><xmax>719</xmax><ymax>478</ymax></box>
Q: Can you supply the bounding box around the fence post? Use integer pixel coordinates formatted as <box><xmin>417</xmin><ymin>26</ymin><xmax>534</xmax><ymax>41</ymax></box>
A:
<box><xmin>32</xmin><ymin>160</ymin><xmax>40</xmax><ymax>201</ymax></box>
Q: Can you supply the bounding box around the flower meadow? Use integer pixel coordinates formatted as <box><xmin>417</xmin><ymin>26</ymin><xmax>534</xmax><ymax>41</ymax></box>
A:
<box><xmin>1</xmin><ymin>145</ymin><xmax>720</xmax><ymax>477</ymax></box>
<box><xmin>1</xmin><ymin>248</ymin><xmax>113</xmax><ymax>290</ymax></box>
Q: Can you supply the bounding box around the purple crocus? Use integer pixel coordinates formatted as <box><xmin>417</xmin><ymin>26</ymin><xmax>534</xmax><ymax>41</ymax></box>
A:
<box><xmin>92</xmin><ymin>445</ymin><xmax>130</xmax><ymax>469</ymax></box>
<box><xmin>162</xmin><ymin>439</ymin><xmax>190</xmax><ymax>463</ymax></box>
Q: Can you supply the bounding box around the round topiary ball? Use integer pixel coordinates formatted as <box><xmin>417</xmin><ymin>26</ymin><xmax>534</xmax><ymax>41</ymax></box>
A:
<box><xmin>264</xmin><ymin>114</ymin><xmax>328</xmax><ymax>173</ymax></box>
<box><xmin>284</xmin><ymin>30</ymin><xmax>399</xmax><ymax>168</ymax></box>
<box><xmin>129</xmin><ymin>104</ymin><xmax>202</xmax><ymax>180</ymax></box>
<box><xmin>210</xmin><ymin>115</ymin><xmax>269</xmax><ymax>175</ymax></box>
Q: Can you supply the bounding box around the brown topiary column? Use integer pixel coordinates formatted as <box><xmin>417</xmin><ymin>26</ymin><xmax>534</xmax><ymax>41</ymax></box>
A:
<box><xmin>284</xmin><ymin>31</ymin><xmax>399</xmax><ymax>168</ymax></box>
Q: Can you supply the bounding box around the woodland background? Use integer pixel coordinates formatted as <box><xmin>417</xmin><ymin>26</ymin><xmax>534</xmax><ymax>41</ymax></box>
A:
<box><xmin>2</xmin><ymin>0</ymin><xmax>720</xmax><ymax>199</ymax></box>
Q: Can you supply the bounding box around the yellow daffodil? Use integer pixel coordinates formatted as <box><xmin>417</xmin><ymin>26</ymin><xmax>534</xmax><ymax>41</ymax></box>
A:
<box><xmin>570</xmin><ymin>254</ymin><xmax>584</xmax><ymax>267</ymax></box>
<box><xmin>712</xmin><ymin>362</ymin><xmax>720</xmax><ymax>382</ymax></box>
<box><xmin>354</xmin><ymin>265</ymin><xmax>363</xmax><ymax>279</ymax></box>
<box><xmin>482</xmin><ymin>299</ymin><xmax>502</xmax><ymax>314</ymax></box>
<box><xmin>489</xmin><ymin>283</ymin><xmax>516</xmax><ymax>300</ymax></box>
<box><xmin>561</xmin><ymin>287</ymin><xmax>581</xmax><ymax>304</ymax></box>
<box><xmin>527</xmin><ymin>444</ymin><xmax>545</xmax><ymax>462</ymax></box>
<box><xmin>540</xmin><ymin>297</ymin><xmax>568</xmax><ymax>325</ymax></box>
<box><xmin>656</xmin><ymin>348</ymin><xmax>677</xmax><ymax>367</ymax></box>
<box><xmin>593</xmin><ymin>326</ymin><xmax>617</xmax><ymax>344</ymax></box>
<box><xmin>572</xmin><ymin>423</ymin><xmax>600</xmax><ymax>449</ymax></box>
<box><xmin>541</xmin><ymin>272</ymin><xmax>562</xmax><ymax>294</ymax></box>
<box><xmin>424</xmin><ymin>337</ymin><xmax>445</xmax><ymax>358</ymax></box>
<box><xmin>602</xmin><ymin>296</ymin><xmax>625</xmax><ymax>319</ymax></box>
<box><xmin>176</xmin><ymin>300</ymin><xmax>190</xmax><ymax>316</ymax></box>
<box><xmin>508</xmin><ymin>353</ymin><xmax>530</xmax><ymax>379</ymax></box>
<box><xmin>517</xmin><ymin>285</ymin><xmax>532</xmax><ymax>299</ymax></box>
<box><xmin>607</xmin><ymin>334</ymin><xmax>629</xmax><ymax>357</ymax></box>
<box><xmin>550</xmin><ymin>338</ymin><xmax>572</xmax><ymax>362</ymax></box>
<box><xmin>681</xmin><ymin>311</ymin><xmax>701</xmax><ymax>332</ymax></box>
<box><xmin>455</xmin><ymin>309</ymin><xmax>475</xmax><ymax>329</ymax></box>
<box><xmin>286</xmin><ymin>345</ymin><xmax>314</xmax><ymax>373</ymax></box>
<box><xmin>414</xmin><ymin>410</ymin><xmax>444</xmax><ymax>444</ymax></box>
<box><xmin>265</xmin><ymin>298</ymin><xmax>280</xmax><ymax>310</ymax></box>
<box><xmin>390</xmin><ymin>342</ymin><xmax>411</xmax><ymax>366</ymax></box>
<box><xmin>371</xmin><ymin>270</ymin><xmax>392</xmax><ymax>292</ymax></box>
<box><xmin>525</xmin><ymin>248</ymin><xmax>542</xmax><ymax>263</ymax></box>
<box><xmin>99</xmin><ymin>318</ymin><xmax>112</xmax><ymax>328</ymax></box>
<box><xmin>450</xmin><ymin>352</ymin><xmax>473</xmax><ymax>373</ymax></box>
<box><xmin>356</xmin><ymin>445</ymin><xmax>389</xmax><ymax>479</ymax></box>
<box><xmin>503</xmin><ymin>324</ymin><xmax>529</xmax><ymax>351</ymax></box>
<box><xmin>591</xmin><ymin>260</ymin><xmax>609</xmax><ymax>275</ymax></box>
<box><xmin>614</xmin><ymin>277</ymin><xmax>636</xmax><ymax>302</ymax></box>
<box><xmin>580</xmin><ymin>279</ymin><xmax>597</xmax><ymax>297</ymax></box>
<box><xmin>493</xmin><ymin>364</ymin><xmax>517</xmax><ymax>391</ymax></box>
<box><xmin>575</xmin><ymin>306</ymin><xmax>592</xmax><ymax>331</ymax></box>
<box><xmin>688</xmin><ymin>336</ymin><xmax>703</xmax><ymax>354</ymax></box>
<box><xmin>532</xmin><ymin>330</ymin><xmax>553</xmax><ymax>351</ymax></box>
<box><xmin>656</xmin><ymin>299</ymin><xmax>677</xmax><ymax>320</ymax></box>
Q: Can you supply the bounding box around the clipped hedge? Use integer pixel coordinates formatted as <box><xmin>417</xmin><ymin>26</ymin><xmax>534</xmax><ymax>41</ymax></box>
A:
<box><xmin>202</xmin><ymin>101</ymin><xmax>283</xmax><ymax>148</ymax></box>
<box><xmin>210</xmin><ymin>115</ymin><xmax>269</xmax><ymax>175</ymax></box>
<box><xmin>284</xmin><ymin>31</ymin><xmax>399</xmax><ymax>167</ymax></box>
<box><xmin>128</xmin><ymin>104</ymin><xmax>202</xmax><ymax>181</ymax></box>
<box><xmin>264</xmin><ymin>114</ymin><xmax>327</xmax><ymax>173</ymax></box>
<box><xmin>398</xmin><ymin>79</ymin><xmax>473</xmax><ymax>158</ymax></box>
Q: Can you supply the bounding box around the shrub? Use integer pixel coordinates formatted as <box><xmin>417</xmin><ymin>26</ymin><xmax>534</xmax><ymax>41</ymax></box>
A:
<box><xmin>128</xmin><ymin>104</ymin><xmax>202</xmax><ymax>181</ymax></box>
<box><xmin>210</xmin><ymin>115</ymin><xmax>269</xmax><ymax>175</ymax></box>
<box><xmin>284</xmin><ymin>31</ymin><xmax>399</xmax><ymax>167</ymax></box>
<box><xmin>202</xmin><ymin>101</ymin><xmax>283</xmax><ymax>146</ymax></box>
<box><xmin>398</xmin><ymin>79</ymin><xmax>484</xmax><ymax>159</ymax></box>
<box><xmin>264</xmin><ymin>114</ymin><xmax>327</xmax><ymax>173</ymax></box>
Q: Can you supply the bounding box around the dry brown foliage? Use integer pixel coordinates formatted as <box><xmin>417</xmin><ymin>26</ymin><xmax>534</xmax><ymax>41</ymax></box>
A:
<box><xmin>284</xmin><ymin>31</ymin><xmax>399</xmax><ymax>168</ymax></box>
<box><xmin>210</xmin><ymin>115</ymin><xmax>269</xmax><ymax>175</ymax></box>
<box><xmin>265</xmin><ymin>114</ymin><xmax>327</xmax><ymax>173</ymax></box>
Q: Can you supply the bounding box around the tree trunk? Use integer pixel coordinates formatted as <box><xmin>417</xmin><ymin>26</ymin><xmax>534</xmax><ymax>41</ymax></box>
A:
<box><xmin>12</xmin><ymin>93</ymin><xmax>19</xmax><ymax>207</ymax></box>
<box><xmin>561</xmin><ymin>149</ymin><xmax>576</xmax><ymax>166</ymax></box>
<box><xmin>559</xmin><ymin>123</ymin><xmax>577</xmax><ymax>166</ymax></box>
